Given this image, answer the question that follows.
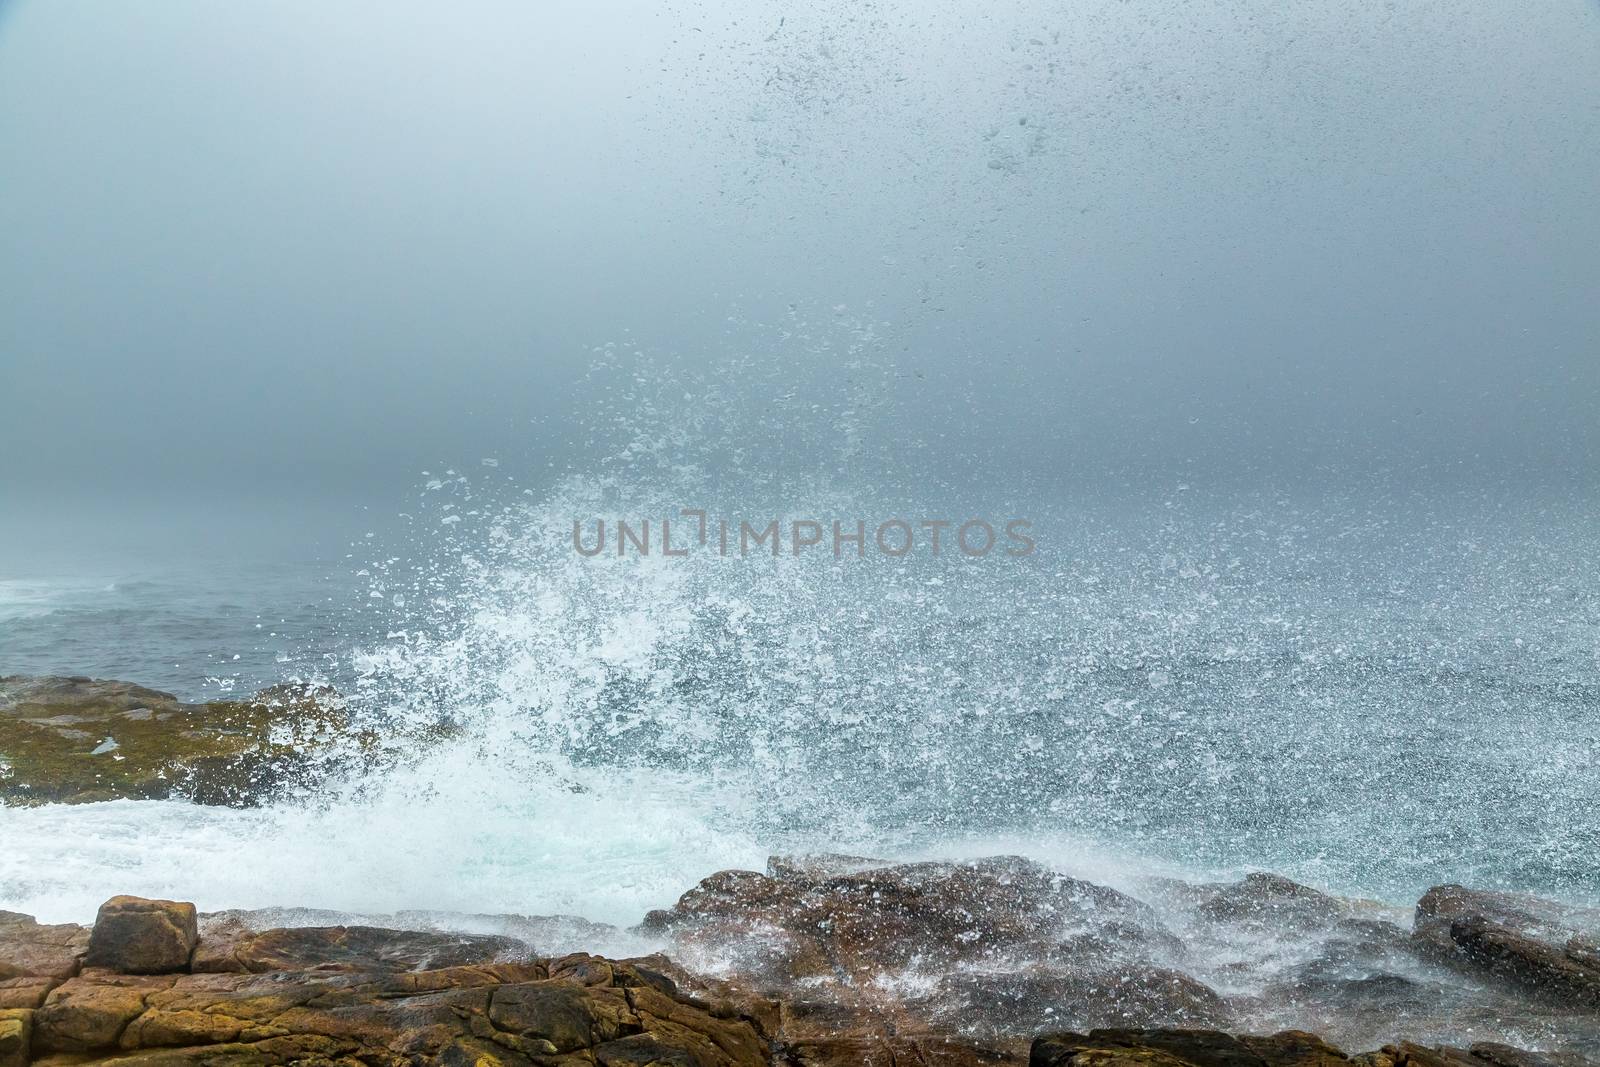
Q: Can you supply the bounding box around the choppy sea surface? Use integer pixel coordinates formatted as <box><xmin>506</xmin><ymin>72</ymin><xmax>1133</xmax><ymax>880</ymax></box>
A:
<box><xmin>2</xmin><ymin>481</ymin><xmax>1596</xmax><ymax>928</ymax></box>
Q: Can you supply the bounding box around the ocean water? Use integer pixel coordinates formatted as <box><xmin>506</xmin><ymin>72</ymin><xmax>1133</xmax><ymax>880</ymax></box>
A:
<box><xmin>0</xmin><ymin>562</ymin><xmax>363</xmax><ymax>699</ymax></box>
<box><xmin>2</xmin><ymin>469</ymin><xmax>1597</xmax><ymax>927</ymax></box>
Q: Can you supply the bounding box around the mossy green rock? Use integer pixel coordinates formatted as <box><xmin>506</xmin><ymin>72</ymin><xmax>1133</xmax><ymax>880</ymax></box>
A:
<box><xmin>0</xmin><ymin>1009</ymin><xmax>29</xmax><ymax>1067</ymax></box>
<box><xmin>0</xmin><ymin>676</ymin><xmax>353</xmax><ymax>807</ymax></box>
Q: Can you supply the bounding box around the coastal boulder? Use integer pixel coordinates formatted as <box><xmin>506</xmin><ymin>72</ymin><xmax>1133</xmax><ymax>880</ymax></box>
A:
<box><xmin>1448</xmin><ymin>917</ymin><xmax>1600</xmax><ymax>1008</ymax></box>
<box><xmin>84</xmin><ymin>896</ymin><xmax>198</xmax><ymax>974</ymax></box>
<box><xmin>652</xmin><ymin>854</ymin><xmax>1212</xmax><ymax>1059</ymax></box>
<box><xmin>1413</xmin><ymin>885</ymin><xmax>1600</xmax><ymax>1008</ymax></box>
<box><xmin>1191</xmin><ymin>873</ymin><xmax>1346</xmax><ymax>932</ymax></box>
<box><xmin>655</xmin><ymin>854</ymin><xmax>1177</xmax><ymax>981</ymax></box>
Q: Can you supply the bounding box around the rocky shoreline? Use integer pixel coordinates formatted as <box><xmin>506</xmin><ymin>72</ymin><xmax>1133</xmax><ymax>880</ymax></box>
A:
<box><xmin>3</xmin><ymin>676</ymin><xmax>1599</xmax><ymax>1064</ymax></box>
<box><xmin>3</xmin><ymin>860</ymin><xmax>1598</xmax><ymax>1066</ymax></box>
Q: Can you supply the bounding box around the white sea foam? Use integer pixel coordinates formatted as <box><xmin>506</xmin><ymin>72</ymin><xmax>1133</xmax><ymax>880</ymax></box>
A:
<box><xmin>0</xmin><ymin>766</ymin><xmax>767</xmax><ymax>927</ymax></box>
<box><xmin>0</xmin><ymin>782</ymin><xmax>1208</xmax><ymax>929</ymax></box>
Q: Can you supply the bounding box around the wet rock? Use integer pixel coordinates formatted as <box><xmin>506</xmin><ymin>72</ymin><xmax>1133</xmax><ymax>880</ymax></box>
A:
<box><xmin>1237</xmin><ymin>1031</ymin><xmax>1357</xmax><ymax>1067</ymax></box>
<box><xmin>1381</xmin><ymin>1042</ymin><xmax>1484</xmax><ymax>1067</ymax></box>
<box><xmin>1142</xmin><ymin>875</ymin><xmax>1592</xmax><ymax>1052</ymax></box>
<box><xmin>392</xmin><ymin>908</ymin><xmax>631</xmax><ymax>957</ymax></box>
<box><xmin>0</xmin><ymin>675</ymin><xmax>357</xmax><ymax>806</ymax></box>
<box><xmin>1467</xmin><ymin>1043</ymin><xmax>1596</xmax><ymax>1067</ymax></box>
<box><xmin>7</xmin><ymin>865</ymin><xmax>1600</xmax><ymax>1066</ymax></box>
<box><xmin>1350</xmin><ymin>1042</ymin><xmax>1600</xmax><ymax>1067</ymax></box>
<box><xmin>1447</xmin><ymin>917</ymin><xmax>1600</xmax><ymax>1008</ymax></box>
<box><xmin>84</xmin><ymin>896</ymin><xmax>198</xmax><ymax>974</ymax></box>
<box><xmin>0</xmin><ymin>911</ymin><xmax>89</xmax><ymax>982</ymax></box>
<box><xmin>197</xmin><ymin>903</ymin><xmax>626</xmax><ymax>955</ymax></box>
<box><xmin>653</xmin><ymin>854</ymin><xmax>1212</xmax><ymax>1063</ymax></box>
<box><xmin>766</xmin><ymin>853</ymin><xmax>891</xmax><ymax>880</ymax></box>
<box><xmin>934</xmin><ymin>964</ymin><xmax>1231</xmax><ymax>1036</ymax></box>
<box><xmin>1412</xmin><ymin>887</ymin><xmax>1597</xmax><ymax>959</ymax></box>
<box><xmin>1413</xmin><ymin>886</ymin><xmax>1600</xmax><ymax>1008</ymax></box>
<box><xmin>1193</xmin><ymin>874</ymin><xmax>1347</xmax><ymax>931</ymax></box>
<box><xmin>191</xmin><ymin>919</ymin><xmax>520</xmax><ymax>974</ymax></box>
<box><xmin>788</xmin><ymin>1030</ymin><xmax>1026</xmax><ymax>1066</ymax></box>
<box><xmin>1570</xmin><ymin>937</ymin><xmax>1600</xmax><ymax>972</ymax></box>
<box><xmin>32</xmin><ymin>972</ymin><xmax>175</xmax><ymax>1053</ymax></box>
<box><xmin>1244</xmin><ymin>916</ymin><xmax>1454</xmax><ymax>1049</ymax></box>
<box><xmin>10</xmin><ymin>913</ymin><xmax>771</xmax><ymax>1066</ymax></box>
<box><xmin>658</xmin><ymin>855</ymin><xmax>1175</xmax><ymax>982</ymax></box>
<box><xmin>1030</xmin><ymin>1027</ymin><xmax>1350</xmax><ymax>1067</ymax></box>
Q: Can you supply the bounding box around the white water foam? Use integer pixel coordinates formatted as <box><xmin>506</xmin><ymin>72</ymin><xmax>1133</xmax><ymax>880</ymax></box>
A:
<box><xmin>0</xmin><ymin>768</ymin><xmax>767</xmax><ymax>927</ymax></box>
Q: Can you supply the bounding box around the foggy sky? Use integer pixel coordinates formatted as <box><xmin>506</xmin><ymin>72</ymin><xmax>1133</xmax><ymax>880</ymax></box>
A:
<box><xmin>2</xmin><ymin>0</ymin><xmax>1597</xmax><ymax>512</ymax></box>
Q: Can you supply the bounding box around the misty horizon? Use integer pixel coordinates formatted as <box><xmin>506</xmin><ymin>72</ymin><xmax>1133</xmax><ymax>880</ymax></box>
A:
<box><xmin>3</xmin><ymin>0</ymin><xmax>1597</xmax><ymax>517</ymax></box>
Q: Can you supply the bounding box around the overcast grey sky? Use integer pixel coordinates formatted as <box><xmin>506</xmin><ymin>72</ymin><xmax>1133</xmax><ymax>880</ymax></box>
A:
<box><xmin>2</xmin><ymin>0</ymin><xmax>1597</xmax><ymax>516</ymax></box>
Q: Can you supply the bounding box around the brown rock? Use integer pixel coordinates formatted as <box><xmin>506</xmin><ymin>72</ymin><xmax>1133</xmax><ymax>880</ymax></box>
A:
<box><xmin>1447</xmin><ymin>917</ymin><xmax>1600</xmax><ymax>1007</ymax></box>
<box><xmin>659</xmin><ymin>855</ymin><xmax>1175</xmax><ymax>983</ymax></box>
<box><xmin>17</xmin><ymin>931</ymin><xmax>773</xmax><ymax>1065</ymax></box>
<box><xmin>1567</xmin><ymin>936</ymin><xmax>1600</xmax><ymax>972</ymax></box>
<box><xmin>1408</xmin><ymin>886</ymin><xmax>1600</xmax><ymax>1012</ymax></box>
<box><xmin>1468</xmin><ymin>1042</ymin><xmax>1594</xmax><ymax>1067</ymax></box>
<box><xmin>488</xmin><ymin>979</ymin><xmax>631</xmax><ymax>1052</ymax></box>
<box><xmin>1412</xmin><ymin>886</ymin><xmax>1597</xmax><ymax>961</ymax></box>
<box><xmin>85</xmin><ymin>896</ymin><xmax>198</xmax><ymax>974</ymax></box>
<box><xmin>32</xmin><ymin>973</ymin><xmax>174</xmax><ymax>1053</ymax></box>
<box><xmin>0</xmin><ymin>975</ymin><xmax>59</xmax><ymax>1010</ymax></box>
<box><xmin>626</xmin><ymin>979</ymin><xmax>771</xmax><ymax>1065</ymax></box>
<box><xmin>435</xmin><ymin>1035</ymin><xmax>536</xmax><ymax>1066</ymax></box>
<box><xmin>1348</xmin><ymin>1054</ymin><xmax>1397</xmax><ymax>1067</ymax></box>
<box><xmin>191</xmin><ymin>919</ymin><xmax>519</xmax><ymax>974</ymax></box>
<box><xmin>935</xmin><ymin>965</ymin><xmax>1230</xmax><ymax>1036</ymax></box>
<box><xmin>1383</xmin><ymin>1042</ymin><xmax>1481</xmax><ymax>1067</ymax></box>
<box><xmin>1193</xmin><ymin>874</ymin><xmax>1346</xmax><ymax>932</ymax></box>
<box><xmin>1030</xmin><ymin>1028</ymin><xmax>1349</xmax><ymax>1067</ymax></box>
<box><xmin>791</xmin><ymin>1031</ymin><xmax>1026</xmax><ymax>1066</ymax></box>
<box><xmin>655</xmin><ymin>854</ymin><xmax>1212</xmax><ymax>1058</ymax></box>
<box><xmin>0</xmin><ymin>910</ymin><xmax>90</xmax><ymax>980</ymax></box>
<box><xmin>1040</xmin><ymin>1047</ymin><xmax>1197</xmax><ymax>1067</ymax></box>
<box><xmin>1238</xmin><ymin>1031</ymin><xmax>1351</xmax><ymax>1067</ymax></box>
<box><xmin>766</xmin><ymin>853</ymin><xmax>892</xmax><ymax>880</ymax></box>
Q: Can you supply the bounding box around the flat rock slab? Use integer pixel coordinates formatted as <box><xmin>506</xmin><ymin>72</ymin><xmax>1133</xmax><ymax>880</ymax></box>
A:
<box><xmin>0</xmin><ymin>913</ymin><xmax>88</xmax><ymax>983</ymax></box>
<box><xmin>0</xmin><ymin>675</ymin><xmax>353</xmax><ymax>806</ymax></box>
<box><xmin>192</xmin><ymin>920</ymin><xmax>523</xmax><ymax>974</ymax></box>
